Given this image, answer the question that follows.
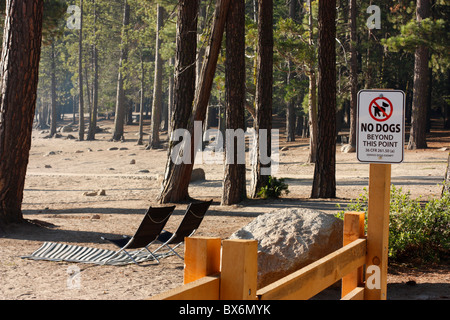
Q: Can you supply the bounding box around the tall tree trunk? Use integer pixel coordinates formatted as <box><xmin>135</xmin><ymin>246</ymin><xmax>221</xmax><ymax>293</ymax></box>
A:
<box><xmin>87</xmin><ymin>0</ymin><xmax>98</xmax><ymax>141</ymax></box>
<box><xmin>78</xmin><ymin>0</ymin><xmax>84</xmax><ymax>141</ymax></box>
<box><xmin>137</xmin><ymin>54</ymin><xmax>145</xmax><ymax>145</ymax></box>
<box><xmin>348</xmin><ymin>0</ymin><xmax>357</xmax><ymax>149</ymax></box>
<box><xmin>408</xmin><ymin>0</ymin><xmax>430</xmax><ymax>150</ymax></box>
<box><xmin>285</xmin><ymin>0</ymin><xmax>296</xmax><ymax>143</ymax></box>
<box><xmin>443</xmin><ymin>152</ymin><xmax>450</xmax><ymax>196</ymax></box>
<box><xmin>311</xmin><ymin>0</ymin><xmax>336</xmax><ymax>199</ymax></box>
<box><xmin>50</xmin><ymin>39</ymin><xmax>57</xmax><ymax>137</ymax></box>
<box><xmin>222</xmin><ymin>0</ymin><xmax>246</xmax><ymax>205</ymax></box>
<box><xmin>250</xmin><ymin>0</ymin><xmax>273</xmax><ymax>198</ymax></box>
<box><xmin>0</xmin><ymin>0</ymin><xmax>44</xmax><ymax>226</ymax></box>
<box><xmin>307</xmin><ymin>0</ymin><xmax>317</xmax><ymax>163</ymax></box>
<box><xmin>167</xmin><ymin>57</ymin><xmax>174</xmax><ymax>134</ymax></box>
<box><xmin>112</xmin><ymin>0</ymin><xmax>130</xmax><ymax>141</ymax></box>
<box><xmin>148</xmin><ymin>4</ymin><xmax>165</xmax><ymax>149</ymax></box>
<box><xmin>158</xmin><ymin>0</ymin><xmax>230</xmax><ymax>203</ymax></box>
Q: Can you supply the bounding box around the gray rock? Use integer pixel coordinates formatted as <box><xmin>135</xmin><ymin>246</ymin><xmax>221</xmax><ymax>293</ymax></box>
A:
<box><xmin>230</xmin><ymin>207</ymin><xmax>343</xmax><ymax>288</ymax></box>
<box><xmin>190</xmin><ymin>168</ymin><xmax>206</xmax><ymax>182</ymax></box>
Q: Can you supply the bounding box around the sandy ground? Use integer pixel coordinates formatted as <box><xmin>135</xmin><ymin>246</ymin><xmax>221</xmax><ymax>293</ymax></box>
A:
<box><xmin>0</xmin><ymin>119</ymin><xmax>449</xmax><ymax>300</ymax></box>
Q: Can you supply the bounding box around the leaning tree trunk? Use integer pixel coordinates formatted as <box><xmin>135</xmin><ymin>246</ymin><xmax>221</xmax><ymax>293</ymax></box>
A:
<box><xmin>0</xmin><ymin>0</ymin><xmax>44</xmax><ymax>226</ymax></box>
<box><xmin>222</xmin><ymin>0</ymin><xmax>246</xmax><ymax>205</ymax></box>
<box><xmin>250</xmin><ymin>0</ymin><xmax>273</xmax><ymax>198</ymax></box>
<box><xmin>158</xmin><ymin>0</ymin><xmax>230</xmax><ymax>203</ymax></box>
<box><xmin>311</xmin><ymin>0</ymin><xmax>336</xmax><ymax>199</ymax></box>
<box><xmin>408</xmin><ymin>0</ymin><xmax>430</xmax><ymax>150</ymax></box>
<box><xmin>158</xmin><ymin>0</ymin><xmax>200</xmax><ymax>203</ymax></box>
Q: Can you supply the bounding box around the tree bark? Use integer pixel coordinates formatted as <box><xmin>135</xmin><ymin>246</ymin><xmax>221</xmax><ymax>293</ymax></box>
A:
<box><xmin>158</xmin><ymin>0</ymin><xmax>230</xmax><ymax>203</ymax></box>
<box><xmin>50</xmin><ymin>39</ymin><xmax>58</xmax><ymax>137</ymax></box>
<box><xmin>348</xmin><ymin>0</ymin><xmax>357</xmax><ymax>149</ymax></box>
<box><xmin>0</xmin><ymin>0</ymin><xmax>44</xmax><ymax>226</ymax></box>
<box><xmin>307</xmin><ymin>0</ymin><xmax>317</xmax><ymax>163</ymax></box>
<box><xmin>250</xmin><ymin>0</ymin><xmax>273</xmax><ymax>198</ymax></box>
<box><xmin>137</xmin><ymin>53</ymin><xmax>145</xmax><ymax>145</ymax></box>
<box><xmin>407</xmin><ymin>0</ymin><xmax>430</xmax><ymax>150</ymax></box>
<box><xmin>78</xmin><ymin>0</ymin><xmax>84</xmax><ymax>141</ymax></box>
<box><xmin>112</xmin><ymin>0</ymin><xmax>130</xmax><ymax>141</ymax></box>
<box><xmin>222</xmin><ymin>0</ymin><xmax>246</xmax><ymax>205</ymax></box>
<box><xmin>148</xmin><ymin>4</ymin><xmax>165</xmax><ymax>149</ymax></box>
<box><xmin>157</xmin><ymin>0</ymin><xmax>200</xmax><ymax>203</ymax></box>
<box><xmin>285</xmin><ymin>0</ymin><xmax>296</xmax><ymax>142</ymax></box>
<box><xmin>311</xmin><ymin>0</ymin><xmax>336</xmax><ymax>199</ymax></box>
<box><xmin>87</xmin><ymin>0</ymin><xmax>98</xmax><ymax>141</ymax></box>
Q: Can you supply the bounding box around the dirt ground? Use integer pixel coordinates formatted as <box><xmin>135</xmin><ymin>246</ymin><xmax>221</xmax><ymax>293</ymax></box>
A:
<box><xmin>0</xmin><ymin>119</ymin><xmax>449</xmax><ymax>300</ymax></box>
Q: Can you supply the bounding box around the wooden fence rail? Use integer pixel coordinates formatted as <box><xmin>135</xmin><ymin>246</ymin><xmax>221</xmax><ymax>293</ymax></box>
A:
<box><xmin>150</xmin><ymin>211</ymin><xmax>371</xmax><ymax>301</ymax></box>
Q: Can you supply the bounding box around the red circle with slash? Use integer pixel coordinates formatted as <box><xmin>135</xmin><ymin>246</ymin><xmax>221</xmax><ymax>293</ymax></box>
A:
<box><xmin>368</xmin><ymin>97</ymin><xmax>393</xmax><ymax>122</ymax></box>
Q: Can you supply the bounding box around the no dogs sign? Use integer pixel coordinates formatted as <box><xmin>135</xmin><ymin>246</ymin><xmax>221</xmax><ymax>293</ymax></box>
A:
<box><xmin>357</xmin><ymin>89</ymin><xmax>405</xmax><ymax>163</ymax></box>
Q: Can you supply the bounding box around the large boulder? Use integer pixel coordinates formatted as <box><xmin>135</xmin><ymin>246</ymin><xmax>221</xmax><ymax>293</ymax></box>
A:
<box><xmin>230</xmin><ymin>207</ymin><xmax>343</xmax><ymax>288</ymax></box>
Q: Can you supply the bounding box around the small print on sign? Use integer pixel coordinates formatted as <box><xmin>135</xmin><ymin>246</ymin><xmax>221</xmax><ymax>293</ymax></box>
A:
<box><xmin>357</xmin><ymin>89</ymin><xmax>405</xmax><ymax>164</ymax></box>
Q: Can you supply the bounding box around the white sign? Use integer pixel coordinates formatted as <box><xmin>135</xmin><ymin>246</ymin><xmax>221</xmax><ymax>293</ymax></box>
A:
<box><xmin>357</xmin><ymin>89</ymin><xmax>405</xmax><ymax>164</ymax></box>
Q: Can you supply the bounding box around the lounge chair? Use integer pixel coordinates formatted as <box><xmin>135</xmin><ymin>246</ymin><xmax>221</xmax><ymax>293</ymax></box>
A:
<box><xmin>153</xmin><ymin>200</ymin><xmax>212</xmax><ymax>259</ymax></box>
<box><xmin>101</xmin><ymin>205</ymin><xmax>176</xmax><ymax>265</ymax></box>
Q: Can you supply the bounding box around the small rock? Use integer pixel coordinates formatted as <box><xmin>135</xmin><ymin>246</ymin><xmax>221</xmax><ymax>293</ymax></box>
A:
<box><xmin>109</xmin><ymin>168</ymin><xmax>115</xmax><ymax>170</ymax></box>
<box><xmin>108</xmin><ymin>147</ymin><xmax>119</xmax><ymax>151</ymax></box>
<box><xmin>130</xmin><ymin>159</ymin><xmax>136</xmax><ymax>164</ymax></box>
<box><xmin>83</xmin><ymin>191</ymin><xmax>97</xmax><ymax>196</ymax></box>
<box><xmin>97</xmin><ymin>189</ymin><xmax>106</xmax><ymax>196</ymax></box>
<box><xmin>119</xmin><ymin>147</ymin><xmax>128</xmax><ymax>150</ymax></box>
<box><xmin>91</xmin><ymin>214</ymin><xmax>101</xmax><ymax>220</ymax></box>
<box><xmin>44</xmin><ymin>165</ymin><xmax>52</xmax><ymax>169</ymax></box>
<box><xmin>190</xmin><ymin>168</ymin><xmax>206</xmax><ymax>182</ymax></box>
<box><xmin>87</xmin><ymin>148</ymin><xmax>93</xmax><ymax>152</ymax></box>
<box><xmin>65</xmin><ymin>134</ymin><xmax>76</xmax><ymax>140</ymax></box>
<box><xmin>75</xmin><ymin>150</ymin><xmax>84</xmax><ymax>153</ymax></box>
<box><xmin>341</xmin><ymin>144</ymin><xmax>356</xmax><ymax>153</ymax></box>
<box><xmin>138</xmin><ymin>169</ymin><xmax>149</xmax><ymax>173</ymax></box>
<box><xmin>44</xmin><ymin>151</ymin><xmax>56</xmax><ymax>157</ymax></box>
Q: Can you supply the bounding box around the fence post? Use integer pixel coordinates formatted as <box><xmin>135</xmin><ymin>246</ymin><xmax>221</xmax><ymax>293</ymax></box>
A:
<box><xmin>341</xmin><ymin>211</ymin><xmax>365</xmax><ymax>298</ymax></box>
<box><xmin>220</xmin><ymin>239</ymin><xmax>258</xmax><ymax>300</ymax></box>
<box><xmin>184</xmin><ymin>237</ymin><xmax>221</xmax><ymax>284</ymax></box>
<box><xmin>365</xmin><ymin>163</ymin><xmax>391</xmax><ymax>300</ymax></box>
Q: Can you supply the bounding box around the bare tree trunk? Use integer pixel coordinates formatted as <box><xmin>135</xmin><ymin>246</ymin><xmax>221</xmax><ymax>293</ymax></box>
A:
<box><xmin>112</xmin><ymin>0</ymin><xmax>130</xmax><ymax>141</ymax></box>
<box><xmin>87</xmin><ymin>0</ymin><xmax>98</xmax><ymax>141</ymax></box>
<box><xmin>78</xmin><ymin>0</ymin><xmax>84</xmax><ymax>141</ymax></box>
<box><xmin>311</xmin><ymin>0</ymin><xmax>336</xmax><ymax>199</ymax></box>
<box><xmin>250</xmin><ymin>0</ymin><xmax>273</xmax><ymax>198</ymax></box>
<box><xmin>137</xmin><ymin>54</ymin><xmax>145</xmax><ymax>145</ymax></box>
<box><xmin>222</xmin><ymin>0</ymin><xmax>246</xmax><ymax>205</ymax></box>
<box><xmin>443</xmin><ymin>152</ymin><xmax>450</xmax><ymax>196</ymax></box>
<box><xmin>307</xmin><ymin>0</ymin><xmax>317</xmax><ymax>163</ymax></box>
<box><xmin>286</xmin><ymin>0</ymin><xmax>296</xmax><ymax>142</ymax></box>
<box><xmin>348</xmin><ymin>0</ymin><xmax>357</xmax><ymax>149</ymax></box>
<box><xmin>408</xmin><ymin>0</ymin><xmax>430</xmax><ymax>150</ymax></box>
<box><xmin>148</xmin><ymin>4</ymin><xmax>165</xmax><ymax>149</ymax></box>
<box><xmin>0</xmin><ymin>0</ymin><xmax>44</xmax><ymax>226</ymax></box>
<box><xmin>158</xmin><ymin>0</ymin><xmax>200</xmax><ymax>203</ymax></box>
<box><xmin>50</xmin><ymin>39</ymin><xmax>58</xmax><ymax>137</ymax></box>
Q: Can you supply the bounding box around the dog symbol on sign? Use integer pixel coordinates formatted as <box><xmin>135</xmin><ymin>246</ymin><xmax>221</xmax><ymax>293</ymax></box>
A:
<box><xmin>369</xmin><ymin>97</ymin><xmax>393</xmax><ymax>122</ymax></box>
<box><xmin>373</xmin><ymin>102</ymin><xmax>389</xmax><ymax>118</ymax></box>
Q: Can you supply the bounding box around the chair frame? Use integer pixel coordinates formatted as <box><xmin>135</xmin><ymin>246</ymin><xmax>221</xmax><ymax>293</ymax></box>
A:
<box><xmin>101</xmin><ymin>205</ymin><xmax>175</xmax><ymax>266</ymax></box>
<box><xmin>153</xmin><ymin>200</ymin><xmax>212</xmax><ymax>259</ymax></box>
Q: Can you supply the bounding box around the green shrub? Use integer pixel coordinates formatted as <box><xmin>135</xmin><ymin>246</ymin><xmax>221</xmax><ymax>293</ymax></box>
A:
<box><xmin>257</xmin><ymin>176</ymin><xmax>290</xmax><ymax>199</ymax></box>
<box><xmin>336</xmin><ymin>185</ymin><xmax>450</xmax><ymax>263</ymax></box>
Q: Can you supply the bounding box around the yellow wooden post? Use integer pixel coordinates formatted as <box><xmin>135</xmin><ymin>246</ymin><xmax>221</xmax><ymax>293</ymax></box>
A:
<box><xmin>341</xmin><ymin>211</ymin><xmax>365</xmax><ymax>298</ymax></box>
<box><xmin>184</xmin><ymin>237</ymin><xmax>221</xmax><ymax>284</ymax></box>
<box><xmin>365</xmin><ymin>163</ymin><xmax>391</xmax><ymax>300</ymax></box>
<box><xmin>220</xmin><ymin>239</ymin><xmax>258</xmax><ymax>300</ymax></box>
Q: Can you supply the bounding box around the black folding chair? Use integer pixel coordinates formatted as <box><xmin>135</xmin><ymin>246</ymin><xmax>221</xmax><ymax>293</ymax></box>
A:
<box><xmin>153</xmin><ymin>200</ymin><xmax>212</xmax><ymax>259</ymax></box>
<box><xmin>101</xmin><ymin>205</ymin><xmax>176</xmax><ymax>265</ymax></box>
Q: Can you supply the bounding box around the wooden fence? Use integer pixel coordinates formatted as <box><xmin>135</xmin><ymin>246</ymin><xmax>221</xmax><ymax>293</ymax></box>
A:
<box><xmin>150</xmin><ymin>164</ymin><xmax>391</xmax><ymax>301</ymax></box>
